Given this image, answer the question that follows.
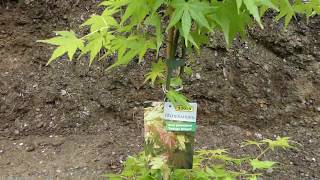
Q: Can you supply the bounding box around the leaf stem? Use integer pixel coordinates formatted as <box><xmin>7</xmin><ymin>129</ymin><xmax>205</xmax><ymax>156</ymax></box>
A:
<box><xmin>256</xmin><ymin>147</ymin><xmax>271</xmax><ymax>160</ymax></box>
<box><xmin>80</xmin><ymin>27</ymin><xmax>108</xmax><ymax>40</ymax></box>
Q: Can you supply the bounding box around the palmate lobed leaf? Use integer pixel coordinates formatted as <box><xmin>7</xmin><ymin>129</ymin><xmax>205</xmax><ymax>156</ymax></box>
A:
<box><xmin>166</xmin><ymin>90</ymin><xmax>189</xmax><ymax>107</ymax></box>
<box><xmin>107</xmin><ymin>35</ymin><xmax>157</xmax><ymax>70</ymax></box>
<box><xmin>243</xmin><ymin>0</ymin><xmax>264</xmax><ymax>28</ymax></box>
<box><xmin>81</xmin><ymin>14</ymin><xmax>117</xmax><ymax>33</ymax></box>
<box><xmin>80</xmin><ymin>31</ymin><xmax>115</xmax><ymax>65</ymax></box>
<box><xmin>250</xmin><ymin>159</ymin><xmax>277</xmax><ymax>170</ymax></box>
<box><xmin>37</xmin><ymin>31</ymin><xmax>84</xmax><ymax>65</ymax></box>
<box><xmin>168</xmin><ymin>0</ymin><xmax>212</xmax><ymax>46</ymax></box>
<box><xmin>121</xmin><ymin>0</ymin><xmax>149</xmax><ymax>25</ymax></box>
<box><xmin>145</xmin><ymin>13</ymin><xmax>164</xmax><ymax>53</ymax></box>
<box><xmin>293</xmin><ymin>0</ymin><xmax>320</xmax><ymax>17</ymax></box>
<box><xmin>262</xmin><ymin>136</ymin><xmax>292</xmax><ymax>151</ymax></box>
<box><xmin>145</xmin><ymin>59</ymin><xmax>166</xmax><ymax>86</ymax></box>
<box><xmin>99</xmin><ymin>0</ymin><xmax>129</xmax><ymax>9</ymax></box>
<box><xmin>272</xmin><ymin>0</ymin><xmax>295</xmax><ymax>27</ymax></box>
<box><xmin>205</xmin><ymin>166</ymin><xmax>236</xmax><ymax>179</ymax></box>
<box><xmin>242</xmin><ymin>140</ymin><xmax>264</xmax><ymax>149</ymax></box>
<box><xmin>170</xmin><ymin>77</ymin><xmax>183</xmax><ymax>88</ymax></box>
<box><xmin>212</xmin><ymin>0</ymin><xmax>252</xmax><ymax>46</ymax></box>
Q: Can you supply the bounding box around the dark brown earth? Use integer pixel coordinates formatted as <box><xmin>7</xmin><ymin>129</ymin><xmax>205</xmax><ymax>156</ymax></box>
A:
<box><xmin>0</xmin><ymin>1</ymin><xmax>319</xmax><ymax>179</ymax></box>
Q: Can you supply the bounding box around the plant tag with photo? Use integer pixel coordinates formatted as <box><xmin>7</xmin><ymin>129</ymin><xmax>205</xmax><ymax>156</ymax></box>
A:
<box><xmin>144</xmin><ymin>102</ymin><xmax>196</xmax><ymax>169</ymax></box>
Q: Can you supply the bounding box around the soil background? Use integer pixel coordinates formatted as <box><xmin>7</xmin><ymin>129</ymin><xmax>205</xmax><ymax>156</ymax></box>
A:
<box><xmin>0</xmin><ymin>0</ymin><xmax>319</xmax><ymax>179</ymax></box>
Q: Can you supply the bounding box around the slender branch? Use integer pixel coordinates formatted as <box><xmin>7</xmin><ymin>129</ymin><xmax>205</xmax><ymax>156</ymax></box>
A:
<box><xmin>172</xmin><ymin>30</ymin><xmax>180</xmax><ymax>57</ymax></box>
<box><xmin>166</xmin><ymin>28</ymin><xmax>175</xmax><ymax>59</ymax></box>
<box><xmin>179</xmin><ymin>39</ymin><xmax>186</xmax><ymax>77</ymax></box>
<box><xmin>165</xmin><ymin>27</ymin><xmax>175</xmax><ymax>90</ymax></box>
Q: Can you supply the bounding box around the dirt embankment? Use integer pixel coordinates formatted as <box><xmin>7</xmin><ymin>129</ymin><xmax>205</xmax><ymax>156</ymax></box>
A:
<box><xmin>0</xmin><ymin>1</ymin><xmax>319</xmax><ymax>179</ymax></box>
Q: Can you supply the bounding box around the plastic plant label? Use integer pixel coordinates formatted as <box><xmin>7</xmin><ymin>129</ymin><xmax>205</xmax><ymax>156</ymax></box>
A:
<box><xmin>144</xmin><ymin>102</ymin><xmax>195</xmax><ymax>169</ymax></box>
<box><xmin>164</xmin><ymin>102</ymin><xmax>197</xmax><ymax>122</ymax></box>
<box><xmin>164</xmin><ymin>102</ymin><xmax>197</xmax><ymax>132</ymax></box>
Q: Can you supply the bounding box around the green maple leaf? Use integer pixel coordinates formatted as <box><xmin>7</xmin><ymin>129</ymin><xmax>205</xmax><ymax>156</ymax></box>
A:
<box><xmin>243</xmin><ymin>0</ymin><xmax>264</xmax><ymax>28</ymax></box>
<box><xmin>166</xmin><ymin>90</ymin><xmax>189</xmax><ymax>107</ymax></box>
<box><xmin>170</xmin><ymin>77</ymin><xmax>183</xmax><ymax>88</ymax></box>
<box><xmin>236</xmin><ymin>0</ymin><xmax>277</xmax><ymax>28</ymax></box>
<box><xmin>190</xmin><ymin>31</ymin><xmax>209</xmax><ymax>47</ymax></box>
<box><xmin>151</xmin><ymin>0</ymin><xmax>165</xmax><ymax>13</ymax></box>
<box><xmin>82</xmin><ymin>11</ymin><xmax>118</xmax><ymax>33</ymax></box>
<box><xmin>80</xmin><ymin>31</ymin><xmax>114</xmax><ymax>65</ymax></box>
<box><xmin>99</xmin><ymin>0</ymin><xmax>129</xmax><ymax>9</ymax></box>
<box><xmin>262</xmin><ymin>137</ymin><xmax>292</xmax><ymax>151</ymax></box>
<box><xmin>121</xmin><ymin>0</ymin><xmax>149</xmax><ymax>25</ymax></box>
<box><xmin>242</xmin><ymin>140</ymin><xmax>264</xmax><ymax>149</ymax></box>
<box><xmin>145</xmin><ymin>60</ymin><xmax>166</xmax><ymax>86</ymax></box>
<box><xmin>168</xmin><ymin>0</ymin><xmax>212</xmax><ymax>46</ymax></box>
<box><xmin>236</xmin><ymin>0</ymin><xmax>243</xmax><ymax>13</ymax></box>
<box><xmin>250</xmin><ymin>159</ymin><xmax>277</xmax><ymax>170</ymax></box>
<box><xmin>37</xmin><ymin>31</ymin><xmax>84</xmax><ymax>65</ymax></box>
<box><xmin>294</xmin><ymin>0</ymin><xmax>320</xmax><ymax>17</ymax></box>
<box><xmin>82</xmin><ymin>15</ymin><xmax>107</xmax><ymax>32</ymax></box>
<box><xmin>145</xmin><ymin>13</ymin><xmax>164</xmax><ymax>53</ymax></box>
<box><xmin>206</xmin><ymin>166</ymin><xmax>230</xmax><ymax>178</ymax></box>
<box><xmin>272</xmin><ymin>0</ymin><xmax>295</xmax><ymax>27</ymax></box>
<box><xmin>107</xmin><ymin>35</ymin><xmax>156</xmax><ymax>70</ymax></box>
<box><xmin>212</xmin><ymin>0</ymin><xmax>251</xmax><ymax>46</ymax></box>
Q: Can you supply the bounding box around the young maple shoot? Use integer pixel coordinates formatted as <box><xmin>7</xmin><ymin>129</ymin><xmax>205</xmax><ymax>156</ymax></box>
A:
<box><xmin>38</xmin><ymin>0</ymin><xmax>320</xmax><ymax>106</ymax></box>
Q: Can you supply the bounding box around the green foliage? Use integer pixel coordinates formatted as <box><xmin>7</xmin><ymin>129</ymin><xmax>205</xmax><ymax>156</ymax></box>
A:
<box><xmin>166</xmin><ymin>90</ymin><xmax>189</xmax><ymax>107</ymax></box>
<box><xmin>105</xmin><ymin>136</ymin><xmax>293</xmax><ymax>180</ymax></box>
<box><xmin>262</xmin><ymin>136</ymin><xmax>293</xmax><ymax>151</ymax></box>
<box><xmin>250</xmin><ymin>159</ymin><xmax>277</xmax><ymax>170</ymax></box>
<box><xmin>145</xmin><ymin>60</ymin><xmax>166</xmax><ymax>86</ymax></box>
<box><xmin>37</xmin><ymin>31</ymin><xmax>84</xmax><ymax>65</ymax></box>
<box><xmin>38</xmin><ymin>0</ymin><xmax>320</xmax><ymax>105</ymax></box>
<box><xmin>273</xmin><ymin>0</ymin><xmax>320</xmax><ymax>26</ymax></box>
<box><xmin>168</xmin><ymin>0</ymin><xmax>212</xmax><ymax>46</ymax></box>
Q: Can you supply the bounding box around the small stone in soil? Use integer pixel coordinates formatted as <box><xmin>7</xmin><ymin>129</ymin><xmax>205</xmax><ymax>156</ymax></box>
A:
<box><xmin>254</xmin><ymin>132</ymin><xmax>263</xmax><ymax>139</ymax></box>
<box><xmin>266</xmin><ymin>168</ymin><xmax>273</xmax><ymax>174</ymax></box>
<box><xmin>61</xmin><ymin>90</ymin><xmax>67</xmax><ymax>96</ymax></box>
<box><xmin>196</xmin><ymin>73</ymin><xmax>201</xmax><ymax>80</ymax></box>
<box><xmin>14</xmin><ymin>130</ymin><xmax>20</xmax><ymax>135</ymax></box>
<box><xmin>36</xmin><ymin>122</ymin><xmax>44</xmax><ymax>128</ymax></box>
<box><xmin>26</xmin><ymin>145</ymin><xmax>35</xmax><ymax>152</ymax></box>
